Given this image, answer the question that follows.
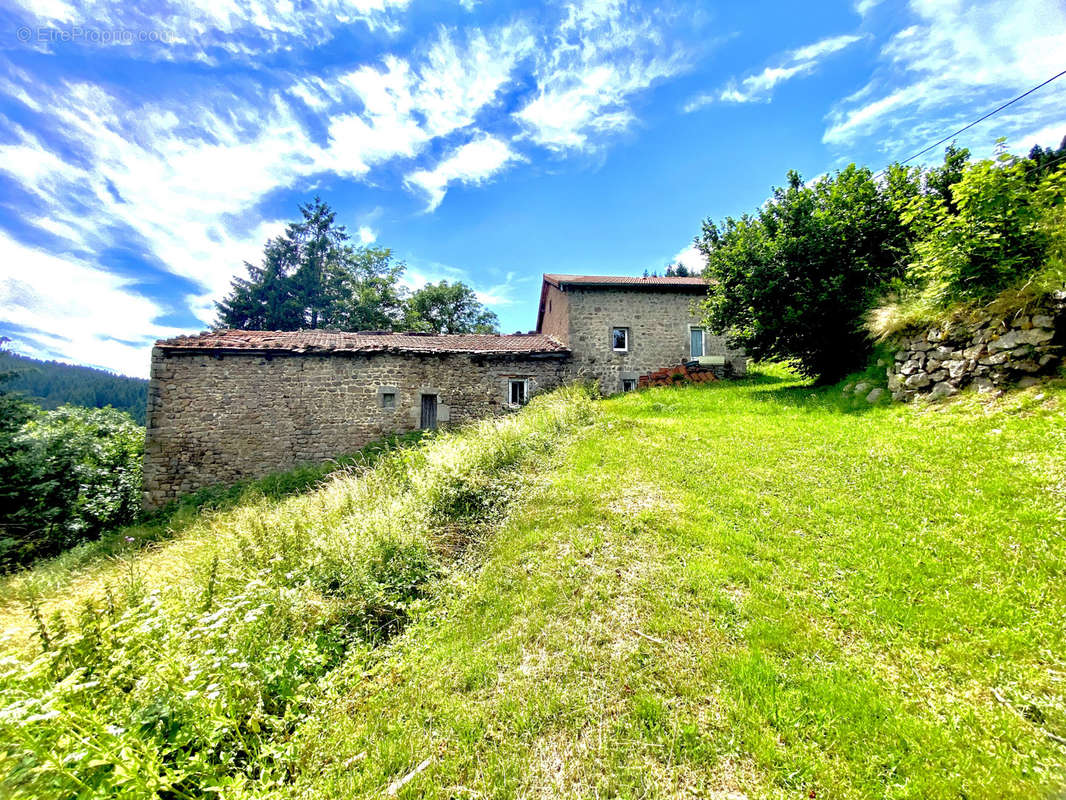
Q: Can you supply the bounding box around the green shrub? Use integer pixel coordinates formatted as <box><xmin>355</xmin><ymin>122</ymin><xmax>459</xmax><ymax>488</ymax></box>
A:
<box><xmin>698</xmin><ymin>165</ymin><xmax>911</xmax><ymax>383</ymax></box>
<box><xmin>0</xmin><ymin>406</ymin><xmax>144</xmax><ymax>569</ymax></box>
<box><xmin>871</xmin><ymin>147</ymin><xmax>1066</xmax><ymax>337</ymax></box>
<box><xmin>900</xmin><ymin>153</ymin><xmax>1064</xmax><ymax>304</ymax></box>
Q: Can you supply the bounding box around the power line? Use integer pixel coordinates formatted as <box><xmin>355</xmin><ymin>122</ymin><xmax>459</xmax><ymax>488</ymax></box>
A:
<box><xmin>896</xmin><ymin>68</ymin><xmax>1066</xmax><ymax>167</ymax></box>
<box><xmin>1020</xmin><ymin>149</ymin><xmax>1066</xmax><ymax>177</ymax></box>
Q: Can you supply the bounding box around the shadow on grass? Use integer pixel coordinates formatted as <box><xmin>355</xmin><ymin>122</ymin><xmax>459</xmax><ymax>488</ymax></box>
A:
<box><xmin>716</xmin><ymin>363</ymin><xmax>889</xmax><ymax>416</ymax></box>
<box><xmin>747</xmin><ymin>383</ymin><xmax>885</xmax><ymax>415</ymax></box>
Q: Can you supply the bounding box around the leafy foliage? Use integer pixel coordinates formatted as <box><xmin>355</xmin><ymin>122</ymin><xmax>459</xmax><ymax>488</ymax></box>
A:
<box><xmin>217</xmin><ymin>199</ymin><xmax>496</xmax><ymax>334</ymax></box>
<box><xmin>0</xmin><ymin>360</ymin><xmax>38</xmax><ymax>566</ymax></box>
<box><xmin>403</xmin><ymin>280</ymin><xmax>499</xmax><ymax>333</ymax></box>
<box><xmin>897</xmin><ymin>148</ymin><xmax>1065</xmax><ymax>305</ymax></box>
<box><xmin>0</xmin><ymin>350</ymin><xmax>147</xmax><ymax>424</ymax></box>
<box><xmin>1026</xmin><ymin>134</ymin><xmax>1066</xmax><ymax>177</ymax></box>
<box><xmin>0</xmin><ymin>406</ymin><xmax>144</xmax><ymax>569</ymax></box>
<box><xmin>698</xmin><ymin>165</ymin><xmax>910</xmax><ymax>382</ymax></box>
<box><xmin>872</xmin><ymin>142</ymin><xmax>1066</xmax><ymax>336</ymax></box>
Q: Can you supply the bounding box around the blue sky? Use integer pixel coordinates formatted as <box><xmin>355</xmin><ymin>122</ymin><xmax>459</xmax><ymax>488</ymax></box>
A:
<box><xmin>1</xmin><ymin>0</ymin><xmax>1064</xmax><ymax>377</ymax></box>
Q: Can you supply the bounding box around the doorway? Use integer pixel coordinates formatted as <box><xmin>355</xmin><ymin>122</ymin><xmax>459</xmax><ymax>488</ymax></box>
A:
<box><xmin>420</xmin><ymin>393</ymin><xmax>438</xmax><ymax>429</ymax></box>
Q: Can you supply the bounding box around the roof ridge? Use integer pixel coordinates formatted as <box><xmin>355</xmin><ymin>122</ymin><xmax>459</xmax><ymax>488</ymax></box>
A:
<box><xmin>155</xmin><ymin>328</ymin><xmax>570</xmax><ymax>356</ymax></box>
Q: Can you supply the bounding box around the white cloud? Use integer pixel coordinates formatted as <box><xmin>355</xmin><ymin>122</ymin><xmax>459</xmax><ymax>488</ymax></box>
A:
<box><xmin>405</xmin><ymin>135</ymin><xmax>521</xmax><ymax>211</ymax></box>
<box><xmin>0</xmin><ymin>20</ymin><xmax>534</xmax><ymax>329</ymax></box>
<box><xmin>304</xmin><ymin>22</ymin><xmax>533</xmax><ymax>176</ymax></box>
<box><xmin>0</xmin><ymin>231</ymin><xmax>182</xmax><ymax>377</ymax></box>
<box><xmin>1013</xmin><ymin>122</ymin><xmax>1066</xmax><ymax>154</ymax></box>
<box><xmin>515</xmin><ymin>0</ymin><xmax>684</xmax><ymax>151</ymax></box>
<box><xmin>0</xmin><ymin>1</ymin><xmax>700</xmax><ymax>370</ymax></box>
<box><xmin>671</xmin><ymin>244</ymin><xmax>704</xmax><ymax>274</ymax></box>
<box><xmin>686</xmin><ymin>33</ymin><xmax>865</xmax><ymax>110</ymax></box>
<box><xmin>823</xmin><ymin>0</ymin><xmax>1066</xmax><ymax>156</ymax></box>
<box><xmin>855</xmin><ymin>0</ymin><xmax>884</xmax><ymax>16</ymax></box>
<box><xmin>0</xmin><ymin>83</ymin><xmax>328</xmax><ymax>315</ymax></box>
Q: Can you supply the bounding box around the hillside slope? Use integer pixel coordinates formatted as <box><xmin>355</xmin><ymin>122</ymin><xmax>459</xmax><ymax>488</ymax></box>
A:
<box><xmin>0</xmin><ymin>350</ymin><xmax>148</xmax><ymax>424</ymax></box>
<box><xmin>1</xmin><ymin>371</ymin><xmax>1064</xmax><ymax>799</ymax></box>
<box><xmin>289</xmin><ymin>369</ymin><xmax>1065</xmax><ymax>799</ymax></box>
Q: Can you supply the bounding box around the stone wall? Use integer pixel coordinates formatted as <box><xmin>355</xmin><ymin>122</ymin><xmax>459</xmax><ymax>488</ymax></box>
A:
<box><xmin>887</xmin><ymin>293</ymin><xmax>1065</xmax><ymax>401</ymax></box>
<box><xmin>539</xmin><ymin>283</ymin><xmax>570</xmax><ymax>344</ymax></box>
<box><xmin>142</xmin><ymin>349</ymin><xmax>570</xmax><ymax>509</ymax></box>
<box><xmin>563</xmin><ymin>287</ymin><xmax>747</xmax><ymax>391</ymax></box>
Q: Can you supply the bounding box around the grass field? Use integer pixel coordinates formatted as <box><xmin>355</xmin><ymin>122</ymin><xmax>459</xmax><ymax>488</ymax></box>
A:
<box><xmin>2</xmin><ymin>368</ymin><xmax>1064</xmax><ymax>798</ymax></box>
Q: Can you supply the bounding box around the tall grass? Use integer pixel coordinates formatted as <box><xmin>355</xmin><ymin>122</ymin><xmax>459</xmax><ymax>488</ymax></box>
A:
<box><xmin>0</xmin><ymin>384</ymin><xmax>595</xmax><ymax>798</ymax></box>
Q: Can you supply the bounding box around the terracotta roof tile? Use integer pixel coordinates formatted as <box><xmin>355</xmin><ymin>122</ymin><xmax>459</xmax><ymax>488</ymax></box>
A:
<box><xmin>156</xmin><ymin>329</ymin><xmax>570</xmax><ymax>356</ymax></box>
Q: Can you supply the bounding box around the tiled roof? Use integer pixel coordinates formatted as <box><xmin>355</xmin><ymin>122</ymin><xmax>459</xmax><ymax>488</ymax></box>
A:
<box><xmin>156</xmin><ymin>329</ymin><xmax>570</xmax><ymax>356</ymax></box>
<box><xmin>542</xmin><ymin>273</ymin><xmax>707</xmax><ymax>289</ymax></box>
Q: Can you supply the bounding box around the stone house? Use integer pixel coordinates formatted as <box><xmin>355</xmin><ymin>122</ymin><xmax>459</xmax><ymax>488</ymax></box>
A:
<box><xmin>143</xmin><ymin>274</ymin><xmax>745</xmax><ymax>508</ymax></box>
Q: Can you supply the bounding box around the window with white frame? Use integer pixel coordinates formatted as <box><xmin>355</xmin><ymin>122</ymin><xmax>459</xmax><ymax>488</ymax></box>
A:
<box><xmin>690</xmin><ymin>326</ymin><xmax>705</xmax><ymax>358</ymax></box>
<box><xmin>509</xmin><ymin>378</ymin><xmax>528</xmax><ymax>406</ymax></box>
<box><xmin>621</xmin><ymin>378</ymin><xmax>636</xmax><ymax>392</ymax></box>
<box><xmin>611</xmin><ymin>327</ymin><xmax>629</xmax><ymax>352</ymax></box>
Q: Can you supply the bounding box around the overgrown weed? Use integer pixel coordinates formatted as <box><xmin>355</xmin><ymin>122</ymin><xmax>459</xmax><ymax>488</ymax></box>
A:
<box><xmin>0</xmin><ymin>384</ymin><xmax>595</xmax><ymax>798</ymax></box>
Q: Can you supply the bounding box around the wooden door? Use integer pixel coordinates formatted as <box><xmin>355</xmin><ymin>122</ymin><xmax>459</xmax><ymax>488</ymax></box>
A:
<box><xmin>420</xmin><ymin>394</ymin><xmax>438</xmax><ymax>429</ymax></box>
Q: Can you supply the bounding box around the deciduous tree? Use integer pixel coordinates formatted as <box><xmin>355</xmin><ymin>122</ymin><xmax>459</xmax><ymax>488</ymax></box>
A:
<box><xmin>404</xmin><ymin>280</ymin><xmax>499</xmax><ymax>333</ymax></box>
<box><xmin>698</xmin><ymin>165</ymin><xmax>911</xmax><ymax>382</ymax></box>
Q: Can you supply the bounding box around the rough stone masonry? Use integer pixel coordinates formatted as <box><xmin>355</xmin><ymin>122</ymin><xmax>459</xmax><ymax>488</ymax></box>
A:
<box><xmin>142</xmin><ymin>274</ymin><xmax>746</xmax><ymax>509</ymax></box>
<box><xmin>887</xmin><ymin>292</ymin><xmax>1065</xmax><ymax>402</ymax></box>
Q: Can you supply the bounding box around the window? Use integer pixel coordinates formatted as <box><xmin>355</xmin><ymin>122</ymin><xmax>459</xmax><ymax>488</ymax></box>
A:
<box><xmin>381</xmin><ymin>391</ymin><xmax>396</xmax><ymax>409</ymax></box>
<box><xmin>611</xmin><ymin>327</ymin><xmax>629</xmax><ymax>352</ymax></box>
<box><xmin>690</xmin><ymin>327</ymin><xmax>705</xmax><ymax>358</ymax></box>
<box><xmin>621</xmin><ymin>378</ymin><xmax>636</xmax><ymax>392</ymax></box>
<box><xmin>509</xmin><ymin>379</ymin><xmax>527</xmax><ymax>406</ymax></box>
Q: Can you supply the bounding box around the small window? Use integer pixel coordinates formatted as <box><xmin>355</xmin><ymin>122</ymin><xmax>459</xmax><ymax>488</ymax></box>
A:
<box><xmin>381</xmin><ymin>392</ymin><xmax>396</xmax><ymax>409</ymax></box>
<box><xmin>690</xmin><ymin>327</ymin><xmax>705</xmax><ymax>358</ymax></box>
<box><xmin>621</xmin><ymin>378</ymin><xmax>636</xmax><ymax>392</ymax></box>
<box><xmin>509</xmin><ymin>379</ymin><xmax>527</xmax><ymax>406</ymax></box>
<box><xmin>611</xmin><ymin>327</ymin><xmax>629</xmax><ymax>352</ymax></box>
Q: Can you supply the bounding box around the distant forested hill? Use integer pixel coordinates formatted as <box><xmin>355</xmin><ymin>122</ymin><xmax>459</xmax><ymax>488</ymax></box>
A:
<box><xmin>0</xmin><ymin>351</ymin><xmax>148</xmax><ymax>425</ymax></box>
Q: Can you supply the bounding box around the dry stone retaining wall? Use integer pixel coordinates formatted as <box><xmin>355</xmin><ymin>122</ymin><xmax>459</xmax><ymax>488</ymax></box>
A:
<box><xmin>887</xmin><ymin>292</ymin><xmax>1065</xmax><ymax>402</ymax></box>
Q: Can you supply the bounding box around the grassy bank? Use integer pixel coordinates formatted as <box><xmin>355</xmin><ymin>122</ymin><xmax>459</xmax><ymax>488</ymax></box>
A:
<box><xmin>2</xmin><ymin>370</ymin><xmax>1064</xmax><ymax>798</ymax></box>
<box><xmin>285</xmin><ymin>366</ymin><xmax>1065</xmax><ymax>799</ymax></box>
<box><xmin>0</xmin><ymin>432</ymin><xmax>424</xmax><ymax>639</ymax></box>
<box><xmin>0</xmin><ymin>385</ymin><xmax>595</xmax><ymax>798</ymax></box>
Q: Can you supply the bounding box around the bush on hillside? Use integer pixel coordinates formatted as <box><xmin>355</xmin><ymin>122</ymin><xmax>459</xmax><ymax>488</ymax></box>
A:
<box><xmin>870</xmin><ymin>142</ymin><xmax>1066</xmax><ymax>338</ymax></box>
<box><xmin>697</xmin><ymin>164</ymin><xmax>911</xmax><ymax>383</ymax></box>
<box><xmin>898</xmin><ymin>149</ymin><xmax>1066</xmax><ymax>305</ymax></box>
<box><xmin>0</xmin><ymin>406</ymin><xmax>144</xmax><ymax>569</ymax></box>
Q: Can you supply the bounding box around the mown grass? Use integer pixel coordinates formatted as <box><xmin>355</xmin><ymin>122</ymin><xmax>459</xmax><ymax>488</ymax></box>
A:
<box><xmin>0</xmin><ymin>385</ymin><xmax>595</xmax><ymax>798</ymax></box>
<box><xmin>282</xmin><ymin>365</ymin><xmax>1066</xmax><ymax>799</ymax></box>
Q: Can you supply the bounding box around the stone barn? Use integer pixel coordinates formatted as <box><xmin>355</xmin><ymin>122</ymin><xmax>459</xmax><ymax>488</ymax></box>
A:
<box><xmin>143</xmin><ymin>274</ymin><xmax>745</xmax><ymax>508</ymax></box>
